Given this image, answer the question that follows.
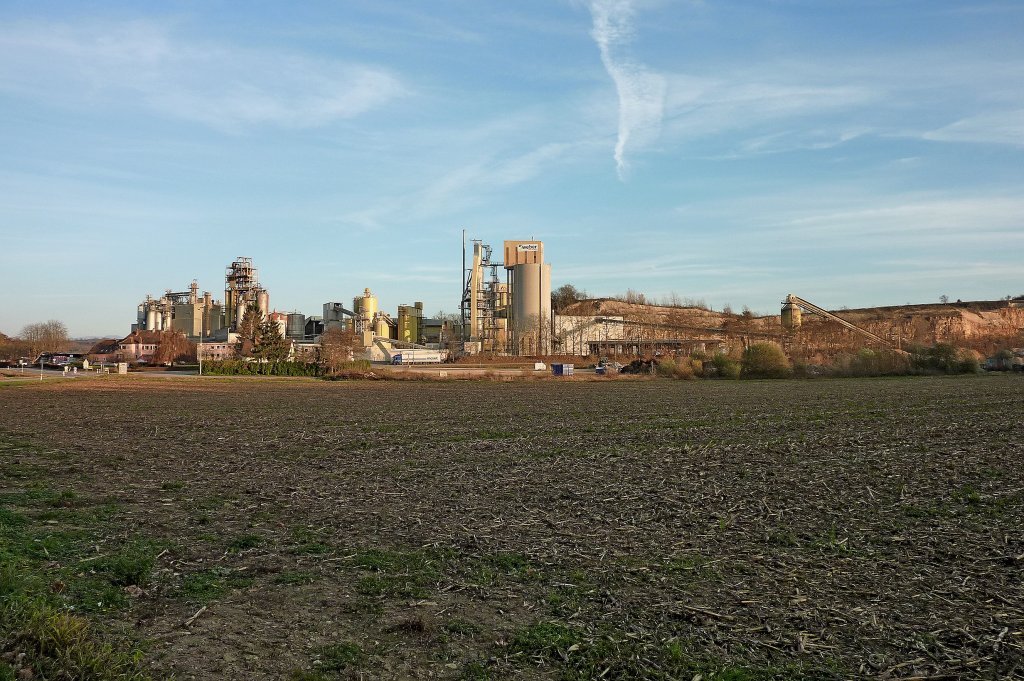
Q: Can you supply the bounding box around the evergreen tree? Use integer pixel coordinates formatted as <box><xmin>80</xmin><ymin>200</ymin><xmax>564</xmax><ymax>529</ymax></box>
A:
<box><xmin>235</xmin><ymin>304</ymin><xmax>264</xmax><ymax>358</ymax></box>
<box><xmin>255</xmin><ymin>317</ymin><xmax>290</xmax><ymax>363</ymax></box>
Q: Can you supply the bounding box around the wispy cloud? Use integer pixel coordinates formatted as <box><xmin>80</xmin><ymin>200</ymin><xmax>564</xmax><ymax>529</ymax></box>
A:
<box><xmin>587</xmin><ymin>0</ymin><xmax>666</xmax><ymax>180</ymax></box>
<box><xmin>335</xmin><ymin>140</ymin><xmax>581</xmax><ymax>231</ymax></box>
<box><xmin>0</xmin><ymin>20</ymin><xmax>404</xmax><ymax>131</ymax></box>
<box><xmin>922</xmin><ymin>110</ymin><xmax>1024</xmax><ymax>147</ymax></box>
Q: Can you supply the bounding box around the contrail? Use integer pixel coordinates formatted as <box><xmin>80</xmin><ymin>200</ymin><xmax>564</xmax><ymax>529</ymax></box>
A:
<box><xmin>588</xmin><ymin>0</ymin><xmax>666</xmax><ymax>180</ymax></box>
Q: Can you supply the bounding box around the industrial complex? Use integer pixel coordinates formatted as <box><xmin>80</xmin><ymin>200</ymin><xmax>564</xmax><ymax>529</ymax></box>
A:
<box><xmin>125</xmin><ymin>239</ymin><xmax>569</xmax><ymax>364</ymax></box>
<box><xmin>118</xmin><ymin>238</ymin><xmax>1024</xmax><ymax>368</ymax></box>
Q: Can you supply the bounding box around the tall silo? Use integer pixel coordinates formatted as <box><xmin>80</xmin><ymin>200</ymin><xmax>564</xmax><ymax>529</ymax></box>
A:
<box><xmin>512</xmin><ymin>263</ymin><xmax>551</xmax><ymax>354</ymax></box>
<box><xmin>352</xmin><ymin>288</ymin><xmax>378</xmax><ymax>333</ymax></box>
<box><xmin>257</xmin><ymin>290</ymin><xmax>270</xmax><ymax>317</ymax></box>
<box><xmin>781</xmin><ymin>295</ymin><xmax>802</xmax><ymax>330</ymax></box>
<box><xmin>374</xmin><ymin>315</ymin><xmax>391</xmax><ymax>339</ymax></box>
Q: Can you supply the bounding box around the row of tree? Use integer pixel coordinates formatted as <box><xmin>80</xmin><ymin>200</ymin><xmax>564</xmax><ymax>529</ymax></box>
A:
<box><xmin>231</xmin><ymin>304</ymin><xmax>362</xmax><ymax>369</ymax></box>
<box><xmin>0</xmin><ymin>320</ymin><xmax>70</xmax><ymax>362</ymax></box>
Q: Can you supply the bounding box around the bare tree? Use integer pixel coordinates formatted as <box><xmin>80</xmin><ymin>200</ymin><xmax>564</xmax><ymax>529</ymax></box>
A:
<box><xmin>19</xmin><ymin>320</ymin><xmax>69</xmax><ymax>360</ymax></box>
<box><xmin>151</xmin><ymin>331</ymin><xmax>196</xmax><ymax>365</ymax></box>
<box><xmin>617</xmin><ymin>289</ymin><xmax>646</xmax><ymax>305</ymax></box>
<box><xmin>551</xmin><ymin>284</ymin><xmax>588</xmax><ymax>313</ymax></box>
<box><xmin>319</xmin><ymin>326</ymin><xmax>360</xmax><ymax>372</ymax></box>
<box><xmin>0</xmin><ymin>331</ymin><xmax>30</xmax><ymax>362</ymax></box>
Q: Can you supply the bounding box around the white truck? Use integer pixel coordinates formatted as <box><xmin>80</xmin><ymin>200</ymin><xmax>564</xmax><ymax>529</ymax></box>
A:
<box><xmin>391</xmin><ymin>349</ymin><xmax>446</xmax><ymax>365</ymax></box>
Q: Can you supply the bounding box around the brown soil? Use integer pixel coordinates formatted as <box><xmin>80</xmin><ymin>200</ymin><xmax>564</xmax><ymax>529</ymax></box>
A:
<box><xmin>1</xmin><ymin>374</ymin><xmax>1022</xmax><ymax>679</ymax></box>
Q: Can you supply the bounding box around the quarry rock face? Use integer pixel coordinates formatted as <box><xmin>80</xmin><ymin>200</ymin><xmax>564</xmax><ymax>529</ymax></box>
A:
<box><xmin>563</xmin><ymin>299</ymin><xmax>1024</xmax><ymax>361</ymax></box>
<box><xmin>791</xmin><ymin>302</ymin><xmax>1024</xmax><ymax>357</ymax></box>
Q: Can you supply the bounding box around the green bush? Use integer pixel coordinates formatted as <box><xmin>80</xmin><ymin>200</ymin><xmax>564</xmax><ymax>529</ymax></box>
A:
<box><xmin>910</xmin><ymin>343</ymin><xmax>980</xmax><ymax>374</ymax></box>
<box><xmin>833</xmin><ymin>348</ymin><xmax>912</xmax><ymax>377</ymax></box>
<box><xmin>711</xmin><ymin>353</ymin><xmax>741</xmax><ymax>379</ymax></box>
<box><xmin>202</xmin><ymin>360</ymin><xmax>324</xmax><ymax>377</ymax></box>
<box><xmin>656</xmin><ymin>358</ymin><xmax>695</xmax><ymax>380</ymax></box>
<box><xmin>741</xmin><ymin>343</ymin><xmax>792</xmax><ymax>378</ymax></box>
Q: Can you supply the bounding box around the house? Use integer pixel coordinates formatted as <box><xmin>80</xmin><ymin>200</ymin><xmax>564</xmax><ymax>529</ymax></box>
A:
<box><xmin>86</xmin><ymin>339</ymin><xmax>120</xmax><ymax>364</ymax></box>
<box><xmin>116</xmin><ymin>330</ymin><xmax>164</xmax><ymax>364</ymax></box>
<box><xmin>197</xmin><ymin>336</ymin><xmax>238</xmax><ymax>361</ymax></box>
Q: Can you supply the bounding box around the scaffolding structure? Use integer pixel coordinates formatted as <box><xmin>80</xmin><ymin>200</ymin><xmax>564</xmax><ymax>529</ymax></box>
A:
<box><xmin>461</xmin><ymin>235</ymin><xmax>508</xmax><ymax>353</ymax></box>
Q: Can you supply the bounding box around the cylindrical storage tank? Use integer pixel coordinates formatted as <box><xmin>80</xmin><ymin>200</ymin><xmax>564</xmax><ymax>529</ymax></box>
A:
<box><xmin>398</xmin><ymin>306</ymin><xmax>421</xmax><ymax>344</ymax></box>
<box><xmin>257</xmin><ymin>290</ymin><xmax>270</xmax><ymax>317</ymax></box>
<box><xmin>269</xmin><ymin>312</ymin><xmax>288</xmax><ymax>338</ymax></box>
<box><xmin>361</xmin><ymin>288</ymin><xmax>378</xmax><ymax>320</ymax></box>
<box><xmin>512</xmin><ymin>263</ymin><xmax>552</xmax><ymax>354</ymax></box>
<box><xmin>286</xmin><ymin>313</ymin><xmax>305</xmax><ymax>339</ymax></box>
<box><xmin>162</xmin><ymin>311</ymin><xmax>172</xmax><ymax>331</ymax></box>
<box><xmin>145</xmin><ymin>308</ymin><xmax>156</xmax><ymax>330</ymax></box>
<box><xmin>374</xmin><ymin>317</ymin><xmax>390</xmax><ymax>338</ymax></box>
<box><xmin>512</xmin><ymin>263</ymin><xmax>552</xmax><ymax>329</ymax></box>
<box><xmin>236</xmin><ymin>303</ymin><xmax>246</xmax><ymax>325</ymax></box>
<box><xmin>781</xmin><ymin>302</ymin><xmax>802</xmax><ymax>330</ymax></box>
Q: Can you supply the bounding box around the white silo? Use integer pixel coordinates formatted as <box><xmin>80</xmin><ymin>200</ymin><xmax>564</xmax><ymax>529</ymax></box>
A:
<box><xmin>511</xmin><ymin>263</ymin><xmax>551</xmax><ymax>354</ymax></box>
<box><xmin>257</xmin><ymin>290</ymin><xmax>270</xmax><ymax>317</ymax></box>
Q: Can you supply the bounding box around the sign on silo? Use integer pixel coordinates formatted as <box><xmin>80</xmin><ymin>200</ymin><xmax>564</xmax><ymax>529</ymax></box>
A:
<box><xmin>503</xmin><ymin>240</ymin><xmax>543</xmax><ymax>268</ymax></box>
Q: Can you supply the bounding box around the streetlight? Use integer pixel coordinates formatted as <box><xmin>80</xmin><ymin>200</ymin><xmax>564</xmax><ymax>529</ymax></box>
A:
<box><xmin>198</xmin><ymin>304</ymin><xmax>205</xmax><ymax>376</ymax></box>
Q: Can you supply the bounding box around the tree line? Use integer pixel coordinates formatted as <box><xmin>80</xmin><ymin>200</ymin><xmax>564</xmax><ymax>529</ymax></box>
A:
<box><xmin>0</xmin><ymin>320</ymin><xmax>70</xmax><ymax>362</ymax></box>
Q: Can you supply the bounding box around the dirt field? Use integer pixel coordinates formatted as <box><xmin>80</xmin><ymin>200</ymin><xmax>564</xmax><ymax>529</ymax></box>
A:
<box><xmin>2</xmin><ymin>374</ymin><xmax>1022</xmax><ymax>680</ymax></box>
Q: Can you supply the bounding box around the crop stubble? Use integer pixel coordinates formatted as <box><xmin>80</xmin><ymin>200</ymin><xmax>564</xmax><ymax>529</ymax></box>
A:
<box><xmin>1</xmin><ymin>375</ymin><xmax>1022</xmax><ymax>679</ymax></box>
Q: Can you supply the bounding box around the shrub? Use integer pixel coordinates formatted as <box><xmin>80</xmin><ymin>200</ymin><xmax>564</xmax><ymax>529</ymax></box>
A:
<box><xmin>202</xmin><ymin>360</ymin><xmax>324</xmax><ymax>377</ymax></box>
<box><xmin>656</xmin><ymin>358</ymin><xmax>695</xmax><ymax>380</ymax></box>
<box><xmin>910</xmin><ymin>344</ymin><xmax>981</xmax><ymax>374</ymax></box>
<box><xmin>711</xmin><ymin>353</ymin><xmax>741</xmax><ymax>379</ymax></box>
<box><xmin>741</xmin><ymin>342</ymin><xmax>792</xmax><ymax>378</ymax></box>
<box><xmin>831</xmin><ymin>348</ymin><xmax>911</xmax><ymax>377</ymax></box>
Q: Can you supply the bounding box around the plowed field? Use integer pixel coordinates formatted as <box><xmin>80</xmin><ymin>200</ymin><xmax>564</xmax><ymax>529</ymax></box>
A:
<box><xmin>1</xmin><ymin>375</ymin><xmax>1022</xmax><ymax>679</ymax></box>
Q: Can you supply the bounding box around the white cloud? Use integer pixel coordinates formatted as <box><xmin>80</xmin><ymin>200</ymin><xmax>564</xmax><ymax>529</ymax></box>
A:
<box><xmin>587</xmin><ymin>0</ymin><xmax>667</xmax><ymax>180</ymax></box>
<box><xmin>335</xmin><ymin>140</ymin><xmax>581</xmax><ymax>231</ymax></box>
<box><xmin>922</xmin><ymin>110</ymin><xmax>1024</xmax><ymax>147</ymax></box>
<box><xmin>0</xmin><ymin>21</ymin><xmax>404</xmax><ymax>130</ymax></box>
<box><xmin>772</xmin><ymin>195</ymin><xmax>1024</xmax><ymax>239</ymax></box>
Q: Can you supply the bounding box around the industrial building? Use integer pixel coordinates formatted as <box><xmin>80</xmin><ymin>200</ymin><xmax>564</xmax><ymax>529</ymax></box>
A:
<box><xmin>126</xmin><ymin>242</ymin><xmax>626</xmax><ymax>363</ymax></box>
<box><xmin>132</xmin><ymin>257</ymin><xmax>270</xmax><ymax>341</ymax></box>
<box><xmin>460</xmin><ymin>236</ymin><xmax>551</xmax><ymax>355</ymax></box>
<box><xmin>123</xmin><ymin>243</ymin><xmax>1024</xmax><ymax>367</ymax></box>
<box><xmin>127</xmin><ymin>241</ymin><xmax>593</xmax><ymax>364</ymax></box>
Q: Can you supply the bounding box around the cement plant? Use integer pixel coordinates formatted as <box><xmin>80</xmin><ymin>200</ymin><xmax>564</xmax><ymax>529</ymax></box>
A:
<box><xmin>96</xmin><ymin>233</ymin><xmax>1023</xmax><ymax>375</ymax></box>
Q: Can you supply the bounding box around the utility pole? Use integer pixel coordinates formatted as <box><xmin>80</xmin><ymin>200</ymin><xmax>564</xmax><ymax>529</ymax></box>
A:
<box><xmin>461</xmin><ymin>228</ymin><xmax>467</xmax><ymax>342</ymax></box>
<box><xmin>198</xmin><ymin>304</ymin><xmax>205</xmax><ymax>376</ymax></box>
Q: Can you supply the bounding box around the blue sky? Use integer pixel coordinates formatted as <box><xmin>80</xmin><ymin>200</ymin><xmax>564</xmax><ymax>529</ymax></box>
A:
<box><xmin>1</xmin><ymin>0</ymin><xmax>1021</xmax><ymax>337</ymax></box>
